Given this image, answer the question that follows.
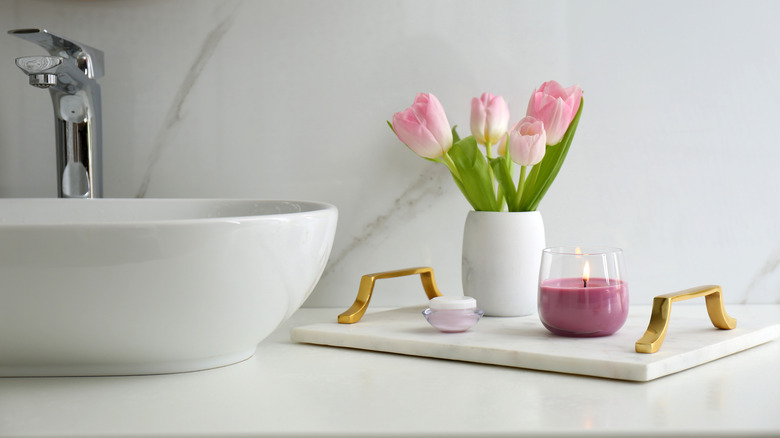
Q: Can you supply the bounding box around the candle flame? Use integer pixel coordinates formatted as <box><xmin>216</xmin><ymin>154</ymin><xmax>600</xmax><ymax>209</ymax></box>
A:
<box><xmin>583</xmin><ymin>261</ymin><xmax>590</xmax><ymax>285</ymax></box>
<box><xmin>575</xmin><ymin>247</ymin><xmax>582</xmax><ymax>255</ymax></box>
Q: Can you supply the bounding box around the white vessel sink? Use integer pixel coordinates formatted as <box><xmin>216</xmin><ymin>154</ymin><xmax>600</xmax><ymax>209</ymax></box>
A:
<box><xmin>0</xmin><ymin>199</ymin><xmax>337</xmax><ymax>376</ymax></box>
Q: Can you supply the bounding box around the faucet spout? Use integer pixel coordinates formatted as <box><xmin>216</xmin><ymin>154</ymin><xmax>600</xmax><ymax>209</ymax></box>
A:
<box><xmin>9</xmin><ymin>28</ymin><xmax>103</xmax><ymax>198</ymax></box>
<box><xmin>8</xmin><ymin>28</ymin><xmax>104</xmax><ymax>79</ymax></box>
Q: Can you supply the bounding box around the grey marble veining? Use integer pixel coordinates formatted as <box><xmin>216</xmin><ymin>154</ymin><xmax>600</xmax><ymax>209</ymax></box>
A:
<box><xmin>741</xmin><ymin>248</ymin><xmax>780</xmax><ymax>304</ymax></box>
<box><xmin>135</xmin><ymin>4</ymin><xmax>239</xmax><ymax>198</ymax></box>
<box><xmin>323</xmin><ymin>164</ymin><xmax>449</xmax><ymax>275</ymax></box>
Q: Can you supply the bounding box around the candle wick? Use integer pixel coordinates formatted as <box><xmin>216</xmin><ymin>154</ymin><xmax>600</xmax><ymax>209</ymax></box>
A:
<box><xmin>584</xmin><ymin>279</ymin><xmax>588</xmax><ymax>288</ymax></box>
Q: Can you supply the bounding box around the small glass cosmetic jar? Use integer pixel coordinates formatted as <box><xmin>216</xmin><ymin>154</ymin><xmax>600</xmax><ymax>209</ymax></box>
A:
<box><xmin>422</xmin><ymin>296</ymin><xmax>484</xmax><ymax>333</ymax></box>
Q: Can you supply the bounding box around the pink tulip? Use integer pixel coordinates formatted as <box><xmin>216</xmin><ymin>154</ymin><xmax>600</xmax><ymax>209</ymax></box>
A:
<box><xmin>499</xmin><ymin>117</ymin><xmax>546</xmax><ymax>166</ymax></box>
<box><xmin>526</xmin><ymin>80</ymin><xmax>582</xmax><ymax>145</ymax></box>
<box><xmin>392</xmin><ymin>93</ymin><xmax>453</xmax><ymax>159</ymax></box>
<box><xmin>470</xmin><ymin>93</ymin><xmax>510</xmax><ymax>147</ymax></box>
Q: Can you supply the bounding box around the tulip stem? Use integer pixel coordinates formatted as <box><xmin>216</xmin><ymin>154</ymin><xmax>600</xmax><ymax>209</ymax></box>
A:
<box><xmin>515</xmin><ymin>165</ymin><xmax>527</xmax><ymax>211</ymax></box>
<box><xmin>485</xmin><ymin>144</ymin><xmax>502</xmax><ymax>209</ymax></box>
<box><xmin>440</xmin><ymin>152</ymin><xmax>461</xmax><ymax>181</ymax></box>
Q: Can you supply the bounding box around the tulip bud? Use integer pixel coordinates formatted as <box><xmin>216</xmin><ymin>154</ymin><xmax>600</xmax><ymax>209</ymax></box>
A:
<box><xmin>470</xmin><ymin>93</ymin><xmax>510</xmax><ymax>147</ymax></box>
<box><xmin>392</xmin><ymin>93</ymin><xmax>453</xmax><ymax>159</ymax></box>
<box><xmin>526</xmin><ymin>81</ymin><xmax>582</xmax><ymax>145</ymax></box>
<box><xmin>499</xmin><ymin>117</ymin><xmax>546</xmax><ymax>166</ymax></box>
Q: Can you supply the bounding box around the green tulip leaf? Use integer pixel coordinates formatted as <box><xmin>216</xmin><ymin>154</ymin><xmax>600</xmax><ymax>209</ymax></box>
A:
<box><xmin>448</xmin><ymin>136</ymin><xmax>498</xmax><ymax>211</ymax></box>
<box><xmin>491</xmin><ymin>156</ymin><xmax>517</xmax><ymax>211</ymax></box>
<box><xmin>518</xmin><ymin>97</ymin><xmax>584</xmax><ymax>211</ymax></box>
<box><xmin>451</xmin><ymin>125</ymin><xmax>461</xmax><ymax>144</ymax></box>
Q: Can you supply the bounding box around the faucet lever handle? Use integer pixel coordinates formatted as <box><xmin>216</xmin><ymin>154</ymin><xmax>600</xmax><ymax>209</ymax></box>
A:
<box><xmin>15</xmin><ymin>55</ymin><xmax>62</xmax><ymax>74</ymax></box>
<box><xmin>8</xmin><ymin>28</ymin><xmax>103</xmax><ymax>79</ymax></box>
<box><xmin>15</xmin><ymin>55</ymin><xmax>62</xmax><ymax>88</ymax></box>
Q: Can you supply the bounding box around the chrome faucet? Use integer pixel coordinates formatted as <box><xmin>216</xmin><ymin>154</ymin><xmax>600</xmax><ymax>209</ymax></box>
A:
<box><xmin>9</xmin><ymin>28</ymin><xmax>103</xmax><ymax>198</ymax></box>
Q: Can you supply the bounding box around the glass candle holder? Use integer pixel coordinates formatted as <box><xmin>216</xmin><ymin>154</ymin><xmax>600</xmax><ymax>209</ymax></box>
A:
<box><xmin>538</xmin><ymin>247</ymin><xmax>628</xmax><ymax>337</ymax></box>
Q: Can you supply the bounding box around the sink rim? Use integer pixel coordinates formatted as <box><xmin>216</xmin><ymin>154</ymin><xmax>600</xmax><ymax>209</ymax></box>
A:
<box><xmin>0</xmin><ymin>198</ymin><xmax>337</xmax><ymax>227</ymax></box>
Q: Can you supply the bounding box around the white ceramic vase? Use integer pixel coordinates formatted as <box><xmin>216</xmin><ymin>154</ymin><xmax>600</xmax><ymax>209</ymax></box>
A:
<box><xmin>461</xmin><ymin>210</ymin><xmax>545</xmax><ymax>317</ymax></box>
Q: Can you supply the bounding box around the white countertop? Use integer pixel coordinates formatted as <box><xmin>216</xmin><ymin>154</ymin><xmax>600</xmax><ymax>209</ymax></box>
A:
<box><xmin>1</xmin><ymin>305</ymin><xmax>779</xmax><ymax>438</ymax></box>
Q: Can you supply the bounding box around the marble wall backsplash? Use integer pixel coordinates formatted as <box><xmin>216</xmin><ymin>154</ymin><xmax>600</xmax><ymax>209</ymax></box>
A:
<box><xmin>0</xmin><ymin>0</ymin><xmax>777</xmax><ymax>308</ymax></box>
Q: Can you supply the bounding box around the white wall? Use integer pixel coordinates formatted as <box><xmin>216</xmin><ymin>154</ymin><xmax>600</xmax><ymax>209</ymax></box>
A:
<box><xmin>0</xmin><ymin>0</ymin><xmax>777</xmax><ymax>308</ymax></box>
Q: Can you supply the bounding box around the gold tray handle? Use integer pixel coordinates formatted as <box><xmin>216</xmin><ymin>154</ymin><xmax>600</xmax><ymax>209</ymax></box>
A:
<box><xmin>635</xmin><ymin>285</ymin><xmax>737</xmax><ymax>354</ymax></box>
<box><xmin>338</xmin><ymin>267</ymin><xmax>443</xmax><ymax>324</ymax></box>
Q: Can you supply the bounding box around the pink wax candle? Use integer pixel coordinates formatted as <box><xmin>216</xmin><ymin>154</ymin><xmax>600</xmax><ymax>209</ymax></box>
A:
<box><xmin>539</xmin><ymin>277</ymin><xmax>628</xmax><ymax>337</ymax></box>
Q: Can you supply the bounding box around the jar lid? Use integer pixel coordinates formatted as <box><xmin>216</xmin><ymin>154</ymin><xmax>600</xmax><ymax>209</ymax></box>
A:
<box><xmin>429</xmin><ymin>296</ymin><xmax>477</xmax><ymax>310</ymax></box>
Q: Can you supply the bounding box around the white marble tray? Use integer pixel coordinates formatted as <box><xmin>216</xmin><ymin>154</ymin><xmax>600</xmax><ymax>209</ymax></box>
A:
<box><xmin>291</xmin><ymin>305</ymin><xmax>780</xmax><ymax>382</ymax></box>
